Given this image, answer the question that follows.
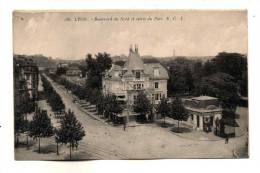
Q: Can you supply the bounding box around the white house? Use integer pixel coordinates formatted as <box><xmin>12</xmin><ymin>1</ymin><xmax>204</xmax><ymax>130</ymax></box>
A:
<box><xmin>102</xmin><ymin>45</ymin><xmax>169</xmax><ymax>121</ymax></box>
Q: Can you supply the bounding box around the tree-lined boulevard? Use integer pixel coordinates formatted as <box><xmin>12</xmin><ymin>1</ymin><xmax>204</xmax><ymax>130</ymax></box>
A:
<box><xmin>15</xmin><ymin>74</ymin><xmax>248</xmax><ymax>160</ymax></box>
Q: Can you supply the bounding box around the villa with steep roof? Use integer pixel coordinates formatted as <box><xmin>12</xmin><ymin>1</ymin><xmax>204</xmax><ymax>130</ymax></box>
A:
<box><xmin>102</xmin><ymin>45</ymin><xmax>169</xmax><ymax>121</ymax></box>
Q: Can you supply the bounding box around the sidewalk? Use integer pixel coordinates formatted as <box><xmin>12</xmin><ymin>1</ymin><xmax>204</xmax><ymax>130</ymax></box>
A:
<box><xmin>44</xmin><ymin>74</ymin><xmax>108</xmax><ymax>125</ymax></box>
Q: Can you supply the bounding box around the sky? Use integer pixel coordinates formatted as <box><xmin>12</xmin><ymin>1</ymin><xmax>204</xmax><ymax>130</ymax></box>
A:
<box><xmin>13</xmin><ymin>10</ymin><xmax>247</xmax><ymax>59</ymax></box>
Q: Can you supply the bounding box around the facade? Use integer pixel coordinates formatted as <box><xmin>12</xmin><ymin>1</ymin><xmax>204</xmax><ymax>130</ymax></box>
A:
<box><xmin>14</xmin><ymin>56</ymin><xmax>39</xmax><ymax>101</ymax></box>
<box><xmin>102</xmin><ymin>45</ymin><xmax>169</xmax><ymax>120</ymax></box>
<box><xmin>66</xmin><ymin>66</ymin><xmax>82</xmax><ymax>77</ymax></box>
<box><xmin>184</xmin><ymin>96</ymin><xmax>222</xmax><ymax>133</ymax></box>
<box><xmin>48</xmin><ymin>67</ymin><xmax>57</xmax><ymax>74</ymax></box>
<box><xmin>184</xmin><ymin>95</ymin><xmax>239</xmax><ymax>137</ymax></box>
<box><xmin>58</xmin><ymin>63</ymin><xmax>69</xmax><ymax>68</ymax></box>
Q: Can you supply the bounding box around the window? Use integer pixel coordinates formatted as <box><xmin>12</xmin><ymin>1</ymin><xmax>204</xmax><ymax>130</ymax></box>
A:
<box><xmin>154</xmin><ymin>68</ymin><xmax>159</xmax><ymax>76</ymax></box>
<box><xmin>26</xmin><ymin>74</ymin><xmax>30</xmax><ymax>80</ymax></box>
<box><xmin>114</xmin><ymin>71</ymin><xmax>119</xmax><ymax>77</ymax></box>
<box><xmin>134</xmin><ymin>83</ymin><xmax>143</xmax><ymax>90</ymax></box>
<box><xmin>136</xmin><ymin>71</ymin><xmax>141</xmax><ymax>79</ymax></box>
<box><xmin>154</xmin><ymin>82</ymin><xmax>159</xmax><ymax>89</ymax></box>
<box><xmin>118</xmin><ymin>95</ymin><xmax>125</xmax><ymax>99</ymax></box>
<box><xmin>155</xmin><ymin>93</ymin><xmax>159</xmax><ymax>100</ymax></box>
<box><xmin>155</xmin><ymin>93</ymin><xmax>162</xmax><ymax>100</ymax></box>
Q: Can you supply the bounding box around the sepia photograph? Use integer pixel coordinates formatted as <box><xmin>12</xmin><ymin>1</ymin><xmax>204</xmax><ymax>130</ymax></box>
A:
<box><xmin>13</xmin><ymin>10</ymin><xmax>248</xmax><ymax>160</ymax></box>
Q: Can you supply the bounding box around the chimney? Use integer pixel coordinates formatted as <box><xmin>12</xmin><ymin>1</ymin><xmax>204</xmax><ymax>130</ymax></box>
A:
<box><xmin>129</xmin><ymin>44</ymin><xmax>133</xmax><ymax>53</ymax></box>
<box><xmin>135</xmin><ymin>44</ymin><xmax>138</xmax><ymax>53</ymax></box>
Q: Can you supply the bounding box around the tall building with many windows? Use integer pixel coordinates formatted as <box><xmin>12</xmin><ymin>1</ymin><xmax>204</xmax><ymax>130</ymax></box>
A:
<box><xmin>102</xmin><ymin>45</ymin><xmax>169</xmax><ymax>108</ymax></box>
<box><xmin>14</xmin><ymin>56</ymin><xmax>39</xmax><ymax>101</ymax></box>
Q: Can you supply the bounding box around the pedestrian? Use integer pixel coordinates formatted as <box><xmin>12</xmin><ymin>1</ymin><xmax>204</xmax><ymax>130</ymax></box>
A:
<box><xmin>123</xmin><ymin>122</ymin><xmax>126</xmax><ymax>131</ymax></box>
<box><xmin>225</xmin><ymin>137</ymin><xmax>229</xmax><ymax>144</ymax></box>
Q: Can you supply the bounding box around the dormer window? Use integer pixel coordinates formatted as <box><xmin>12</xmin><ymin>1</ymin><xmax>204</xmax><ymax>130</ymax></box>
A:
<box><xmin>136</xmin><ymin>71</ymin><xmax>140</xmax><ymax>79</ymax></box>
<box><xmin>154</xmin><ymin>68</ymin><xmax>159</xmax><ymax>76</ymax></box>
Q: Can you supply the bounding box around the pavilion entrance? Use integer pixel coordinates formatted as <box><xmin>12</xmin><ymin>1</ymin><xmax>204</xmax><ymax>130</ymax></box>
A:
<box><xmin>203</xmin><ymin>116</ymin><xmax>214</xmax><ymax>133</ymax></box>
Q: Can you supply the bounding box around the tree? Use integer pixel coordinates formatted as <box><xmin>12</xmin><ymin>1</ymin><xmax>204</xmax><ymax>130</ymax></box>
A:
<box><xmin>54</xmin><ymin>128</ymin><xmax>62</xmax><ymax>155</ymax></box>
<box><xmin>184</xmin><ymin>67</ymin><xmax>194</xmax><ymax>94</ymax></box>
<box><xmin>214</xmin><ymin>52</ymin><xmax>247</xmax><ymax>82</ymax></box>
<box><xmin>29</xmin><ymin>108</ymin><xmax>53</xmax><ymax>153</ymax></box>
<box><xmin>14</xmin><ymin>112</ymin><xmax>29</xmax><ymax>146</ymax></box>
<box><xmin>239</xmin><ymin>69</ymin><xmax>248</xmax><ymax>97</ymax></box>
<box><xmin>56</xmin><ymin>66</ymin><xmax>67</xmax><ymax>76</ymax></box>
<box><xmin>85</xmin><ymin>52</ymin><xmax>112</xmax><ymax>89</ymax></box>
<box><xmin>201</xmin><ymin>60</ymin><xmax>217</xmax><ymax>77</ymax></box>
<box><xmin>194</xmin><ymin>72</ymin><xmax>239</xmax><ymax>110</ymax></box>
<box><xmin>96</xmin><ymin>93</ymin><xmax>105</xmax><ymax>116</ymax></box>
<box><xmin>133</xmin><ymin>92</ymin><xmax>152</xmax><ymax>123</ymax></box>
<box><xmin>156</xmin><ymin>96</ymin><xmax>170</xmax><ymax>127</ymax></box>
<box><xmin>170</xmin><ymin>97</ymin><xmax>189</xmax><ymax>132</ymax></box>
<box><xmin>101</xmin><ymin>94</ymin><xmax>124</xmax><ymax>123</ymax></box>
<box><xmin>58</xmin><ymin>109</ymin><xmax>85</xmax><ymax>159</ymax></box>
<box><xmin>41</xmin><ymin>75</ymin><xmax>65</xmax><ymax>113</ymax></box>
<box><xmin>212</xmin><ymin>52</ymin><xmax>247</xmax><ymax>96</ymax></box>
<box><xmin>114</xmin><ymin>60</ymin><xmax>126</xmax><ymax>67</ymax></box>
<box><xmin>96</xmin><ymin>52</ymin><xmax>112</xmax><ymax>73</ymax></box>
<box><xmin>167</xmin><ymin>57</ymin><xmax>195</xmax><ymax>96</ymax></box>
<box><xmin>14</xmin><ymin>79</ymin><xmax>35</xmax><ymax>148</ymax></box>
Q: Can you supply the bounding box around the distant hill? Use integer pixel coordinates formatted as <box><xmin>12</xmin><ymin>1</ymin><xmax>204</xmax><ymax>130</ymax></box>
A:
<box><xmin>14</xmin><ymin>54</ymin><xmax>57</xmax><ymax>68</ymax></box>
<box><xmin>111</xmin><ymin>55</ymin><xmax>128</xmax><ymax>62</ymax></box>
<box><xmin>112</xmin><ymin>54</ymin><xmax>214</xmax><ymax>65</ymax></box>
<box><xmin>15</xmin><ymin>53</ymin><xmax>215</xmax><ymax>68</ymax></box>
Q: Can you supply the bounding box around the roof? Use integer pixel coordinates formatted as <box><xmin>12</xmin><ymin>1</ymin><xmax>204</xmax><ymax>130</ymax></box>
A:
<box><xmin>105</xmin><ymin>63</ymin><xmax>169</xmax><ymax>80</ymax></box>
<box><xmin>185</xmin><ymin>106</ymin><xmax>222</xmax><ymax>114</ymax></box>
<box><xmin>191</xmin><ymin>96</ymin><xmax>218</xmax><ymax>101</ymax></box>
<box><xmin>14</xmin><ymin>57</ymin><xmax>37</xmax><ymax>67</ymax></box>
<box><xmin>184</xmin><ymin>95</ymin><xmax>221</xmax><ymax>111</ymax></box>
<box><xmin>104</xmin><ymin>47</ymin><xmax>169</xmax><ymax>80</ymax></box>
<box><xmin>144</xmin><ymin>63</ymin><xmax>169</xmax><ymax>80</ymax></box>
<box><xmin>68</xmin><ymin>66</ymin><xmax>81</xmax><ymax>71</ymax></box>
<box><xmin>105</xmin><ymin>64</ymin><xmax>123</xmax><ymax>81</ymax></box>
<box><xmin>123</xmin><ymin>51</ymin><xmax>144</xmax><ymax>71</ymax></box>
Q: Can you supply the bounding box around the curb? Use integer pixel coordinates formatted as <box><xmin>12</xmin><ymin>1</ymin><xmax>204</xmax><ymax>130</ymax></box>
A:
<box><xmin>80</xmin><ymin>107</ymin><xmax>108</xmax><ymax>125</ymax></box>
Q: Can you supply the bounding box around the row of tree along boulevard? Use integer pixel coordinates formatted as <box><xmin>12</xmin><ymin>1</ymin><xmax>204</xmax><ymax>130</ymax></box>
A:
<box><xmin>15</xmin><ymin>74</ymin><xmax>85</xmax><ymax>159</ymax></box>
